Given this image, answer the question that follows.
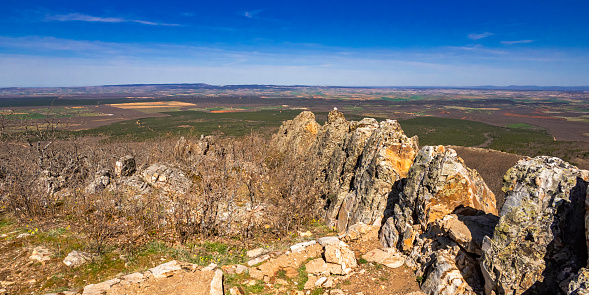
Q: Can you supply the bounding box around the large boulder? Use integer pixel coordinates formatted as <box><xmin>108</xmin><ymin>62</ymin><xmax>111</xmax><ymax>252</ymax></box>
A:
<box><xmin>342</xmin><ymin>119</ymin><xmax>418</xmax><ymax>229</ymax></box>
<box><xmin>481</xmin><ymin>156</ymin><xmax>589</xmax><ymax>295</ymax></box>
<box><xmin>272</xmin><ymin>110</ymin><xmax>418</xmax><ymax>233</ymax></box>
<box><xmin>380</xmin><ymin>145</ymin><xmax>498</xmax><ymax>252</ymax></box>
<box><xmin>324</xmin><ymin>117</ymin><xmax>379</xmax><ymax>229</ymax></box>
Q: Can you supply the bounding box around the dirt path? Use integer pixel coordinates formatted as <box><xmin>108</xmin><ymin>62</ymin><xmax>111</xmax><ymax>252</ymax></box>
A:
<box><xmin>474</xmin><ymin>132</ymin><xmax>494</xmax><ymax>148</ymax></box>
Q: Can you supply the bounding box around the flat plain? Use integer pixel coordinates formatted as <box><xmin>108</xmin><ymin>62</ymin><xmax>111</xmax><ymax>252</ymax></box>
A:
<box><xmin>1</xmin><ymin>84</ymin><xmax>588</xmax><ymax>168</ymax></box>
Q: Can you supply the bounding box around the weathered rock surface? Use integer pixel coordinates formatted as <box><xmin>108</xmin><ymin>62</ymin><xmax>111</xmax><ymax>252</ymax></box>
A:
<box><xmin>173</xmin><ymin>136</ymin><xmax>212</xmax><ymax>160</ymax></box>
<box><xmin>273</xmin><ymin>110</ymin><xmax>418</xmax><ymax>232</ymax></box>
<box><xmin>437</xmin><ymin>212</ymin><xmax>499</xmax><ymax>255</ymax></box>
<box><xmin>63</xmin><ymin>250</ymin><xmax>93</xmax><ymax>267</ymax></box>
<box><xmin>380</xmin><ymin>145</ymin><xmax>498</xmax><ymax>250</ymax></box>
<box><xmin>115</xmin><ymin>155</ymin><xmax>136</xmax><ymax>177</ymax></box>
<box><xmin>29</xmin><ymin>246</ymin><xmax>52</xmax><ymax>264</ymax></box>
<box><xmin>566</xmin><ymin>267</ymin><xmax>589</xmax><ymax>295</ymax></box>
<box><xmin>375</xmin><ymin>146</ymin><xmax>500</xmax><ymax>295</ymax></box>
<box><xmin>481</xmin><ymin>156</ymin><xmax>589</xmax><ymax>295</ymax></box>
<box><xmin>141</xmin><ymin>164</ymin><xmax>191</xmax><ymax>195</ymax></box>
<box><xmin>84</xmin><ymin>169</ymin><xmax>112</xmax><ymax>195</ymax></box>
<box><xmin>272</xmin><ymin>111</ymin><xmax>320</xmax><ymax>155</ymax></box>
<box><xmin>361</xmin><ymin>248</ymin><xmax>405</xmax><ymax>268</ymax></box>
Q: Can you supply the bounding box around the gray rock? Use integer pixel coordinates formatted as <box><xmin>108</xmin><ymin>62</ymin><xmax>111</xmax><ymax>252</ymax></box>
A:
<box><xmin>140</xmin><ymin>163</ymin><xmax>191</xmax><ymax>195</ymax></box>
<box><xmin>84</xmin><ymin>169</ymin><xmax>111</xmax><ymax>195</ymax></box>
<box><xmin>63</xmin><ymin>250</ymin><xmax>93</xmax><ymax>267</ymax></box>
<box><xmin>272</xmin><ymin>111</ymin><xmax>320</xmax><ymax>155</ymax></box>
<box><xmin>380</xmin><ymin>145</ymin><xmax>498</xmax><ymax>253</ymax></box>
<box><xmin>566</xmin><ymin>267</ymin><xmax>589</xmax><ymax>295</ymax></box>
<box><xmin>115</xmin><ymin>155</ymin><xmax>136</xmax><ymax>177</ymax></box>
<box><xmin>481</xmin><ymin>156</ymin><xmax>589</xmax><ymax>295</ymax></box>
<box><xmin>421</xmin><ymin>250</ymin><xmax>475</xmax><ymax>295</ymax></box>
<box><xmin>345</xmin><ymin>119</ymin><xmax>419</xmax><ymax>229</ymax></box>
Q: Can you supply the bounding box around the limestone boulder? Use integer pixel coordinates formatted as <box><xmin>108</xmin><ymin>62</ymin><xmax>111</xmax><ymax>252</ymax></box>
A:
<box><xmin>481</xmin><ymin>156</ymin><xmax>589</xmax><ymax>295</ymax></box>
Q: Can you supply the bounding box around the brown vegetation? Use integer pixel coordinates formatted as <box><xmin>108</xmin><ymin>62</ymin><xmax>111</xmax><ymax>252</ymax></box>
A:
<box><xmin>0</xmin><ymin>133</ymin><xmax>323</xmax><ymax>254</ymax></box>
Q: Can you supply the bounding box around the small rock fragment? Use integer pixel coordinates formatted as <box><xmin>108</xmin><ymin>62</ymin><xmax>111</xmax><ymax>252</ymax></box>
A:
<box><xmin>149</xmin><ymin>260</ymin><xmax>182</xmax><ymax>278</ymax></box>
<box><xmin>63</xmin><ymin>250</ymin><xmax>93</xmax><ymax>267</ymax></box>
<box><xmin>30</xmin><ymin>246</ymin><xmax>52</xmax><ymax>264</ymax></box>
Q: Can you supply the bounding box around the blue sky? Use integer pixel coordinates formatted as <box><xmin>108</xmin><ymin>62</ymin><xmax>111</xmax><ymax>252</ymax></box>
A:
<box><xmin>1</xmin><ymin>0</ymin><xmax>588</xmax><ymax>87</ymax></box>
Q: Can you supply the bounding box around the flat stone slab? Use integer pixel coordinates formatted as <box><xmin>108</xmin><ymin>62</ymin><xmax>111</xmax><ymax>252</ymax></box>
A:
<box><xmin>317</xmin><ymin>236</ymin><xmax>341</xmax><ymax>247</ymax></box>
<box><xmin>246</xmin><ymin>247</ymin><xmax>268</xmax><ymax>258</ymax></box>
<box><xmin>82</xmin><ymin>278</ymin><xmax>120</xmax><ymax>295</ymax></box>
<box><xmin>290</xmin><ymin>240</ymin><xmax>316</xmax><ymax>252</ymax></box>
<box><xmin>149</xmin><ymin>260</ymin><xmax>182</xmax><ymax>278</ymax></box>
<box><xmin>247</xmin><ymin>254</ymin><xmax>270</xmax><ymax>266</ymax></box>
<box><xmin>362</xmin><ymin>248</ymin><xmax>405</xmax><ymax>268</ymax></box>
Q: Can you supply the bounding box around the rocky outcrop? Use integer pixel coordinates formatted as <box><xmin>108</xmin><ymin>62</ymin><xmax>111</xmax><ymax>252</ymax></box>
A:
<box><xmin>379</xmin><ymin>145</ymin><xmax>498</xmax><ymax>251</ymax></box>
<box><xmin>84</xmin><ymin>169</ymin><xmax>112</xmax><ymax>195</ymax></box>
<box><xmin>272</xmin><ymin>111</ymin><xmax>320</xmax><ymax>155</ymax></box>
<box><xmin>481</xmin><ymin>156</ymin><xmax>589</xmax><ymax>295</ymax></box>
<box><xmin>377</xmin><ymin>145</ymin><xmax>499</xmax><ymax>294</ymax></box>
<box><xmin>343</xmin><ymin>119</ymin><xmax>419</xmax><ymax>229</ymax></box>
<box><xmin>173</xmin><ymin>135</ymin><xmax>212</xmax><ymax>161</ymax></box>
<box><xmin>273</xmin><ymin>110</ymin><xmax>418</xmax><ymax>232</ymax></box>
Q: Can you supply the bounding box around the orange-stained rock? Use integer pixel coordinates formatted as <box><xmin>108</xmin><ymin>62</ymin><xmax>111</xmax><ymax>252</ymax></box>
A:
<box><xmin>272</xmin><ymin>111</ymin><xmax>320</xmax><ymax>155</ymax></box>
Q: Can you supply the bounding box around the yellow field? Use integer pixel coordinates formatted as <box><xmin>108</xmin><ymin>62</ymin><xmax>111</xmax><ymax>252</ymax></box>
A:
<box><xmin>109</xmin><ymin>101</ymin><xmax>196</xmax><ymax>109</ymax></box>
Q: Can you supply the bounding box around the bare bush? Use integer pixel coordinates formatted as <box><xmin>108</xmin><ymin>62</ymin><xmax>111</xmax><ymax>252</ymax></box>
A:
<box><xmin>1</xmin><ymin>131</ymin><xmax>325</xmax><ymax>250</ymax></box>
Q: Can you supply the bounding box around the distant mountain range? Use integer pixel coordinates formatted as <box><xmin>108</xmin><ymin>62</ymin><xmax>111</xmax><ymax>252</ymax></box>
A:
<box><xmin>2</xmin><ymin>84</ymin><xmax>589</xmax><ymax>94</ymax></box>
<box><xmin>103</xmin><ymin>84</ymin><xmax>589</xmax><ymax>91</ymax></box>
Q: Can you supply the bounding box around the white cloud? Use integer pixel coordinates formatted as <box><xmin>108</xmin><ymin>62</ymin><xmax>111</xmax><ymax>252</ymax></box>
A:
<box><xmin>468</xmin><ymin>32</ymin><xmax>494</xmax><ymax>40</ymax></box>
<box><xmin>46</xmin><ymin>13</ymin><xmax>180</xmax><ymax>26</ymax></box>
<box><xmin>501</xmin><ymin>40</ymin><xmax>534</xmax><ymax>45</ymax></box>
<box><xmin>243</xmin><ymin>10</ymin><xmax>262</xmax><ymax>19</ymax></box>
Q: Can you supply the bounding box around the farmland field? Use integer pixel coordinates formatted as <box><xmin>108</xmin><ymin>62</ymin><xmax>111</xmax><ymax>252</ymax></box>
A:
<box><xmin>1</xmin><ymin>84</ymin><xmax>588</xmax><ymax>168</ymax></box>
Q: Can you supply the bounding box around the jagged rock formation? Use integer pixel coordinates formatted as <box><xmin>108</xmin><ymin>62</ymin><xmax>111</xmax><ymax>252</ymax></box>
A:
<box><xmin>481</xmin><ymin>156</ymin><xmax>589</xmax><ymax>295</ymax></box>
<box><xmin>273</xmin><ymin>111</ymin><xmax>320</xmax><ymax>155</ymax></box>
<box><xmin>379</xmin><ymin>145</ymin><xmax>500</xmax><ymax>294</ymax></box>
<box><xmin>272</xmin><ymin>109</ymin><xmax>419</xmax><ymax>232</ymax></box>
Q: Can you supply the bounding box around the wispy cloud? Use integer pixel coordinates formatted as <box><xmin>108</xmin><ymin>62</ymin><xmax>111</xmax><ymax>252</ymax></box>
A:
<box><xmin>243</xmin><ymin>10</ymin><xmax>262</xmax><ymax>19</ymax></box>
<box><xmin>501</xmin><ymin>40</ymin><xmax>534</xmax><ymax>45</ymax></box>
<box><xmin>468</xmin><ymin>32</ymin><xmax>493</xmax><ymax>40</ymax></box>
<box><xmin>448</xmin><ymin>44</ymin><xmax>507</xmax><ymax>55</ymax></box>
<box><xmin>46</xmin><ymin>13</ymin><xmax>180</xmax><ymax>26</ymax></box>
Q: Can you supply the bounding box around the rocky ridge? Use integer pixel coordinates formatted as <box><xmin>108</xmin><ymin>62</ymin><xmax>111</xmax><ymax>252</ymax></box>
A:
<box><xmin>275</xmin><ymin>111</ymin><xmax>589</xmax><ymax>295</ymax></box>
<box><xmin>273</xmin><ymin>110</ymin><xmax>419</xmax><ymax>233</ymax></box>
